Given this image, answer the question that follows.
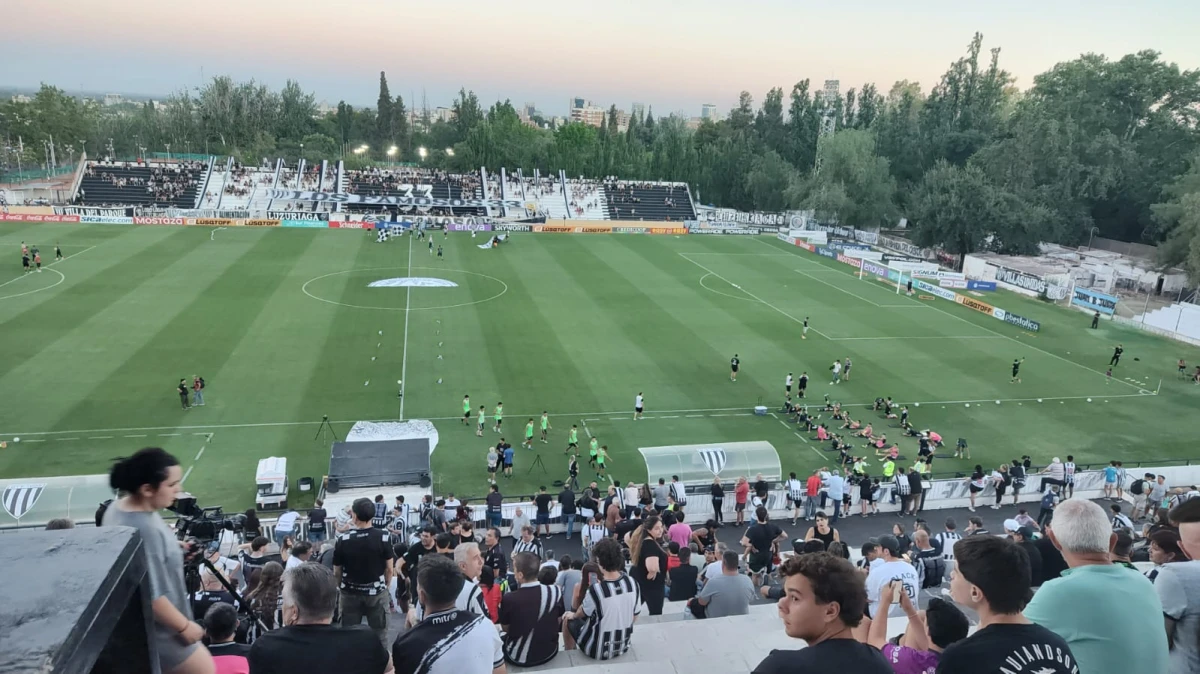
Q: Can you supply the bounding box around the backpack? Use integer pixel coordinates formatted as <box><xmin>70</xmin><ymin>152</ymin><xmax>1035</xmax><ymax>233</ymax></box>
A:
<box><xmin>1130</xmin><ymin>479</ymin><xmax>1145</xmax><ymax>496</ymax></box>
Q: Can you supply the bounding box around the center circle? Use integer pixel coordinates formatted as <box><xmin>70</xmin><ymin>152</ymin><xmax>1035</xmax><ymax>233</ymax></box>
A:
<box><xmin>0</xmin><ymin>267</ymin><xmax>66</xmax><ymax>301</ymax></box>
<box><xmin>301</xmin><ymin>266</ymin><xmax>508</xmax><ymax>311</ymax></box>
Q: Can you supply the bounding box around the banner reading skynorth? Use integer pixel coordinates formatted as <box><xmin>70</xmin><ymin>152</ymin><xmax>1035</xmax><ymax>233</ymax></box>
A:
<box><xmin>267</xmin><ymin>190</ymin><xmax>524</xmax><ymax>209</ymax></box>
<box><xmin>1071</xmin><ymin>287</ymin><xmax>1119</xmax><ymax>315</ymax></box>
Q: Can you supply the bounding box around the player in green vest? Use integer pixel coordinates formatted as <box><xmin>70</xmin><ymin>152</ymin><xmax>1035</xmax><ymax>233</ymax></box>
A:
<box><xmin>589</xmin><ymin>437</ymin><xmax>599</xmax><ymax>467</ymax></box>
<box><xmin>476</xmin><ymin>405</ymin><xmax>486</xmax><ymax>437</ymax></box>
<box><xmin>462</xmin><ymin>395</ymin><xmax>471</xmax><ymax>425</ymax></box>
<box><xmin>539</xmin><ymin>412</ymin><xmax>551</xmax><ymax>443</ymax></box>
<box><xmin>523</xmin><ymin>418</ymin><xmax>535</xmax><ymax>449</ymax></box>
<box><xmin>596</xmin><ymin>445</ymin><xmax>609</xmax><ymax>478</ymax></box>
<box><xmin>566</xmin><ymin>425</ymin><xmax>579</xmax><ymax>454</ymax></box>
<box><xmin>493</xmin><ymin>403</ymin><xmax>503</xmax><ymax>433</ymax></box>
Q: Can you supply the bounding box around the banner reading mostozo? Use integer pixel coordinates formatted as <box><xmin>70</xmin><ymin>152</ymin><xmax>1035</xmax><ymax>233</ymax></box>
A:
<box><xmin>267</xmin><ymin>190</ymin><xmax>524</xmax><ymax>209</ymax></box>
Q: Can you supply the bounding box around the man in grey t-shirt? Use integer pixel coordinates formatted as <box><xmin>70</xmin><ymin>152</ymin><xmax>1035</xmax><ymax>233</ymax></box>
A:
<box><xmin>653</xmin><ymin>479</ymin><xmax>670</xmax><ymax>509</ymax></box>
<box><xmin>556</xmin><ymin>558</ymin><xmax>583</xmax><ymax>610</ymax></box>
<box><xmin>695</xmin><ymin>551</ymin><xmax>755</xmax><ymax>618</ymax></box>
<box><xmin>1150</xmin><ymin>475</ymin><xmax>1170</xmax><ymax>510</ymax></box>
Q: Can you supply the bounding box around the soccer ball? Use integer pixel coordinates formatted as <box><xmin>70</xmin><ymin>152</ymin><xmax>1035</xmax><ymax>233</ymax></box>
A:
<box><xmin>965</xmin><ymin>403</ymin><xmax>971</xmax><ymax>408</ymax></box>
<box><xmin>995</xmin><ymin>400</ymin><xmax>1000</xmax><ymax>404</ymax></box>
<box><xmin>914</xmin><ymin>402</ymin><xmax>920</xmax><ymax>408</ymax></box>
<box><xmin>1037</xmin><ymin>399</ymin><xmax>1043</xmax><ymax>403</ymax></box>
<box><xmin>12</xmin><ymin>437</ymin><xmax>18</xmax><ymax>442</ymax></box>
<box><xmin>1087</xmin><ymin>398</ymin><xmax>1092</xmax><ymax>403</ymax></box>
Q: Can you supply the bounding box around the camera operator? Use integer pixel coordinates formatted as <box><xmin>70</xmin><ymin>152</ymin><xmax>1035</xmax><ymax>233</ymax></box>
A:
<box><xmin>103</xmin><ymin>447</ymin><xmax>214</xmax><ymax>674</ymax></box>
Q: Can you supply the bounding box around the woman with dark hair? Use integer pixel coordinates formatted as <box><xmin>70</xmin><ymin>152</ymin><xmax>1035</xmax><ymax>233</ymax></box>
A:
<box><xmin>242</xmin><ymin>508</ymin><xmax>261</xmax><ymax>542</ymax></box>
<box><xmin>572</xmin><ymin>562</ymin><xmax>601</xmax><ymax>611</ymax></box>
<box><xmin>628</xmin><ymin>515</ymin><xmax>667</xmax><ymax>615</ymax></box>
<box><xmin>827</xmin><ymin>541</ymin><xmax>851</xmax><ymax>560</ymax></box>
<box><xmin>710</xmin><ymin>477</ymin><xmax>725</xmax><ymax>525</ymax></box>
<box><xmin>103</xmin><ymin>447</ymin><xmax>215</xmax><ymax>674</ymax></box>
<box><xmin>244</xmin><ymin>561</ymin><xmax>284</xmax><ymax>630</ymax></box>
<box><xmin>966</xmin><ymin>465</ymin><xmax>986</xmax><ymax>512</ymax></box>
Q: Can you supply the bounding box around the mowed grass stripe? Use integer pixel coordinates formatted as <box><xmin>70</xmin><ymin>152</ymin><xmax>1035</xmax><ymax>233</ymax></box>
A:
<box><xmin>0</xmin><ymin>226</ymin><xmax>194</xmax><ymax>383</ymax></box>
<box><xmin>48</xmin><ymin>229</ymin><xmax>315</xmax><ymax>432</ymax></box>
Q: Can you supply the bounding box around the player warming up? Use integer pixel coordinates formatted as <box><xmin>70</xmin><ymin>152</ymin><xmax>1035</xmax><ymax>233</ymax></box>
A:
<box><xmin>634</xmin><ymin>391</ymin><xmax>645</xmax><ymax>420</ymax></box>
<box><xmin>540</xmin><ymin>411</ymin><xmax>551</xmax><ymax>442</ymax></box>
<box><xmin>1110</xmin><ymin>343</ymin><xmax>1123</xmax><ymax>367</ymax></box>
<box><xmin>476</xmin><ymin>405</ymin><xmax>486</xmax><ymax>436</ymax></box>
<box><xmin>802</xmin><ymin>316</ymin><xmax>809</xmax><ymax>339</ymax></box>
<box><xmin>523</xmin><ymin>418</ymin><xmax>535</xmax><ymax>449</ymax></box>
<box><xmin>730</xmin><ymin>354</ymin><xmax>740</xmax><ymax>381</ymax></box>
<box><xmin>462</xmin><ymin>394</ymin><xmax>471</xmax><ymax>425</ymax></box>
<box><xmin>1011</xmin><ymin>357</ymin><xmax>1024</xmax><ymax>383</ymax></box>
<box><xmin>566</xmin><ymin>424</ymin><xmax>579</xmax><ymax>454</ymax></box>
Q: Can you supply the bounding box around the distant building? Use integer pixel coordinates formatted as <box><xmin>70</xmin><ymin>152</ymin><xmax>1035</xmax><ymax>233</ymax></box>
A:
<box><xmin>569</xmin><ymin>97</ymin><xmax>606</xmax><ymax>127</ymax></box>
<box><xmin>701</xmin><ymin>103</ymin><xmax>717</xmax><ymax>120</ymax></box>
<box><xmin>103</xmin><ymin>93</ymin><xmax>123</xmax><ymax>106</ymax></box>
<box><xmin>433</xmin><ymin>107</ymin><xmax>455</xmax><ymax>123</ymax></box>
<box><xmin>10</xmin><ymin>94</ymin><xmax>30</xmax><ymax>104</ymax></box>
<box><xmin>631</xmin><ymin>102</ymin><xmax>645</xmax><ymax>119</ymax></box>
<box><xmin>819</xmin><ymin>80</ymin><xmax>840</xmax><ymax>103</ymax></box>
<box><xmin>686</xmin><ymin>117</ymin><xmax>703</xmax><ymax>130</ymax></box>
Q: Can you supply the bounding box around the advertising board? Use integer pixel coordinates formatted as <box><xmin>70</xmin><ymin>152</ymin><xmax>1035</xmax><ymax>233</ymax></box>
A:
<box><xmin>1071</xmin><ymin>287</ymin><xmax>1119</xmax><ymax>316</ymax></box>
<box><xmin>955</xmin><ymin>294</ymin><xmax>996</xmax><ymax>316</ymax></box>
<box><xmin>133</xmin><ymin>217</ymin><xmax>184</xmax><ymax>225</ymax></box>
<box><xmin>967</xmin><ymin>280</ymin><xmax>997</xmax><ymax>292</ymax></box>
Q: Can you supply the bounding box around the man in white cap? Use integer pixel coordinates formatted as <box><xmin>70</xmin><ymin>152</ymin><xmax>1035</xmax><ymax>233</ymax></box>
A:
<box><xmin>1038</xmin><ymin>457</ymin><xmax>1066</xmax><ymax>494</ymax></box>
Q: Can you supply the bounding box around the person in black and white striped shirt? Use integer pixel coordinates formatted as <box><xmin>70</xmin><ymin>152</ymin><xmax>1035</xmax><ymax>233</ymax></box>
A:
<box><xmin>785</xmin><ymin>472</ymin><xmax>805</xmax><ymax>526</ymax></box>
<box><xmin>563</xmin><ymin>538</ymin><xmax>640</xmax><ymax>661</ymax></box>
<box><xmin>933</xmin><ymin>517</ymin><xmax>962</xmax><ymax>562</ymax></box>
<box><xmin>582</xmin><ymin>513</ymin><xmax>608</xmax><ymax>560</ymax></box>
<box><xmin>512</xmin><ymin>525</ymin><xmax>544</xmax><ymax>561</ymax></box>
<box><xmin>500</xmin><ymin>552</ymin><xmax>564</xmax><ymax>667</ymax></box>
<box><xmin>407</xmin><ymin>541</ymin><xmax>489</xmax><ymax>626</ymax></box>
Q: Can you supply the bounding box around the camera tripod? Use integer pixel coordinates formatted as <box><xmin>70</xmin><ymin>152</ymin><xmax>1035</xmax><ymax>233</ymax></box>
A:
<box><xmin>527</xmin><ymin>453</ymin><xmax>546</xmax><ymax>474</ymax></box>
<box><xmin>314</xmin><ymin>415</ymin><xmax>337</xmax><ymax>444</ymax></box>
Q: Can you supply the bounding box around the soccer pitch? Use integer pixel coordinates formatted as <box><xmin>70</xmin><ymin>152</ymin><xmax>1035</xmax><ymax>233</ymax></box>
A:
<box><xmin>1</xmin><ymin>221</ymin><xmax>1197</xmax><ymax>511</ymax></box>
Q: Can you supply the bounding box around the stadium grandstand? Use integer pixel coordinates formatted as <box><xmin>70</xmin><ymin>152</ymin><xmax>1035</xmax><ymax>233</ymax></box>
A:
<box><xmin>73</xmin><ymin>159</ymin><xmax>208</xmax><ymax>208</ymax></box>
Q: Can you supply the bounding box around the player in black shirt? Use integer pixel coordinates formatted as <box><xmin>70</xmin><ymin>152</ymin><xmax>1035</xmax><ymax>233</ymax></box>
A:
<box><xmin>1110</xmin><ymin>343</ymin><xmax>1123</xmax><ymax>366</ymax></box>
<box><xmin>55</xmin><ymin>243</ymin><xmax>62</xmax><ymax>261</ymax></box>
<box><xmin>730</xmin><ymin>354</ymin><xmax>740</xmax><ymax>381</ymax></box>
<box><xmin>797</xmin><ymin>371</ymin><xmax>808</xmax><ymax>398</ymax></box>
<box><xmin>177</xmin><ymin>379</ymin><xmax>190</xmax><ymax>409</ymax></box>
<box><xmin>21</xmin><ymin>253</ymin><xmax>30</xmax><ymax>274</ymax></box>
<box><xmin>1010</xmin><ymin>357</ymin><xmax>1024</xmax><ymax>383</ymax></box>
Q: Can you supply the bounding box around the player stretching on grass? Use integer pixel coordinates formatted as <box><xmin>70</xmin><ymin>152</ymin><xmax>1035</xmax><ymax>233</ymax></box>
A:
<box><xmin>476</xmin><ymin>405</ymin><xmax>486</xmax><ymax>436</ymax></box>
<box><xmin>730</xmin><ymin>354</ymin><xmax>740</xmax><ymax>381</ymax></box>
<box><xmin>566</xmin><ymin>424</ymin><xmax>579</xmax><ymax>454</ymax></box>
<box><xmin>540</xmin><ymin>411</ymin><xmax>551</xmax><ymax>443</ymax></box>
<box><xmin>462</xmin><ymin>395</ymin><xmax>471</xmax><ymax>425</ymax></box>
<box><xmin>493</xmin><ymin>402</ymin><xmax>503</xmax><ymax>433</ymax></box>
<box><xmin>1011</xmin><ymin>358</ymin><xmax>1024</xmax><ymax>383</ymax></box>
<box><xmin>523</xmin><ymin>419</ymin><xmax>536</xmax><ymax>449</ymax></box>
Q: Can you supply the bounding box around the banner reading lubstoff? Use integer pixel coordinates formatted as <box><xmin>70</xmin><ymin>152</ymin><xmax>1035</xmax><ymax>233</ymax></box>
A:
<box><xmin>955</xmin><ymin>294</ymin><xmax>995</xmax><ymax>316</ymax></box>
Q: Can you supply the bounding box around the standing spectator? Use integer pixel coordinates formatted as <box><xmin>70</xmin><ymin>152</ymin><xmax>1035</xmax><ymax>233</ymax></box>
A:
<box><xmin>392</xmin><ymin>495</ymin><xmax>411</xmax><ymax>538</ymax></box>
<box><xmin>500</xmin><ymin>552</ymin><xmax>563</xmax><ymax>667</ymax></box>
<box><xmin>751</xmin><ymin>553</ymin><xmax>890</xmax><ymax>673</ymax></box>
<box><xmin>1150</xmin><ymin>474</ymin><xmax>1171</xmax><ymax>513</ymax></box>
<box><xmin>1103</xmin><ymin>461</ymin><xmax>1119</xmax><ymax>500</ymax></box>
<box><xmin>562</xmin><ymin>538</ymin><xmax>640</xmax><ymax>661</ymax></box>
<box><xmin>533</xmin><ymin>486</ymin><xmax>554</xmax><ymax>536</ymax></box>
<box><xmin>695</xmin><ymin>551</ymin><xmax>756</xmax><ymax>618</ymax></box>
<box><xmin>825</xmin><ymin>470</ymin><xmax>846</xmax><ymax>523</ymax></box>
<box><xmin>307</xmin><ymin>500</ymin><xmax>327</xmax><ymax>543</ymax></box>
<box><xmin>273</xmin><ymin>508</ymin><xmax>299</xmax><ymax>548</ymax></box>
<box><xmin>786</xmin><ymin>472</ymin><xmax>805</xmax><ymax>525</ymax></box>
<box><xmin>1156</xmin><ymin>499</ymin><xmax>1200</xmax><ymax>673</ymax></box>
<box><xmin>1131</xmin><ymin>473</ymin><xmax>1154</xmax><ymax>520</ymax></box>
<box><xmin>242</xmin><ymin>509</ymin><xmax>262</xmax><ymax>542</ymax></box>
<box><xmin>479</xmin><ymin>566</ymin><xmax>502</xmax><ymax>622</ymax></box>
<box><xmin>864</xmin><ymin>535</ymin><xmax>919</xmax><ymax>619</ymax></box>
<box><xmin>907</xmin><ymin>464</ymin><xmax>924</xmax><ymax>514</ymax></box>
<box><xmin>742</xmin><ymin>506</ymin><xmax>787</xmax><ymax>584</ymax></box>
<box><xmin>558</xmin><ymin>484</ymin><xmax>577</xmax><ymax>538</ymax></box>
<box><xmin>485</xmin><ymin>485</ymin><xmax>503</xmax><ymax>528</ymax></box>
<box><xmin>621</xmin><ymin>481</ymin><xmax>638</xmax><ymax>520</ymax></box>
<box><xmin>1144</xmin><ymin>530</ymin><xmax>1184</xmax><ymax>583</ymax></box>
<box><xmin>333</xmin><ymin>497</ymin><xmax>395</xmax><ymax>650</ymax></box>
<box><xmin>401</xmin><ymin>527</ymin><xmax>437</xmax><ymax>590</ymax></box>
<box><xmin>1038</xmin><ymin>457</ymin><xmax>1067</xmax><ymax>494</ymax></box>
<box><xmin>509</xmin><ymin>507</ymin><xmax>530</xmax><ymax>542</ymax></box>
<box><xmin>937</xmin><ymin>536</ymin><xmax>1078</xmax><ymax>674</ymax></box>
<box><xmin>103</xmin><ymin>448</ymin><xmax>214</xmax><ymax>674</ymax></box>
<box><xmin>894</xmin><ymin>467</ymin><xmax>912</xmax><ymax>514</ymax></box>
<box><xmin>652</xmin><ymin>478</ymin><xmax>670</xmax><ymax>510</ymax></box>
<box><xmin>392</xmin><ymin>555</ymin><xmax>505</xmax><ymax>674</ymax></box>
<box><xmin>628</xmin><ymin>516</ymin><xmax>667</xmax><ymax>615</ymax></box>
<box><xmin>667</xmin><ymin>513</ymin><xmax>692</xmax><ymax>550</ymax></box>
<box><xmin>370</xmin><ymin>495</ymin><xmax>389</xmax><ymax>528</ymax></box>
<box><xmin>248</xmin><ymin>563</ymin><xmax>388</xmax><ymax>674</ymax></box>
<box><xmin>734</xmin><ymin>477</ymin><xmax>750</xmax><ymax>525</ymax></box>
<box><xmin>803</xmin><ymin>511</ymin><xmax>841</xmax><ymax>549</ymax></box>
<box><xmin>482</xmin><ymin>527</ymin><xmax>507</xmax><ymax>580</ymax></box>
<box><xmin>710</xmin><ymin>476</ymin><xmax>725</xmax><ymax>524</ymax></box>
<box><xmin>891</xmin><ymin>522</ymin><xmax>911</xmax><ymax>557</ymax></box>
<box><xmin>805</xmin><ymin>469</ymin><xmax>822</xmax><ymax>520</ymax></box>
<box><xmin>512</xmin><ymin>525</ymin><xmax>544</xmax><ymax>561</ymax></box>
<box><xmin>1037</xmin><ymin>486</ymin><xmax>1060</xmax><ymax>528</ymax></box>
<box><xmin>205</xmin><ymin>603</ymin><xmax>250</xmax><ymax>674</ymax></box>
<box><xmin>1025</xmin><ymin>499</ymin><xmax>1168</xmax><ymax>674</ymax></box>
<box><xmin>582</xmin><ymin>512</ymin><xmax>608</xmax><ymax>559</ymax></box>
<box><xmin>1009</xmin><ymin>525</ymin><xmax>1043</xmax><ymax>588</ymax></box>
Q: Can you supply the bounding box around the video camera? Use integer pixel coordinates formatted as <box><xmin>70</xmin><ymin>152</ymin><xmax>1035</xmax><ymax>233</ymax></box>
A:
<box><xmin>169</xmin><ymin>494</ymin><xmax>244</xmax><ymax>543</ymax></box>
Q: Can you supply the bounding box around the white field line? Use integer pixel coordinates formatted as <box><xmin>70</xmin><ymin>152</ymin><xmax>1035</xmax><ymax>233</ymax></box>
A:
<box><xmin>794</xmin><ymin>268</ymin><xmax>908</xmax><ymax>309</ymax></box>
<box><xmin>678</xmin><ymin>253</ymin><xmax>834</xmax><ymax>339</ymax></box>
<box><xmin>763</xmin><ymin>239</ymin><xmax>1143</xmax><ymax>392</ymax></box>
<box><xmin>581</xmin><ymin>419</ymin><xmax>592</xmax><ymax>438</ymax></box>
<box><xmin>1</xmin><ymin>395</ymin><xmax>1153</xmax><ymax>438</ymax></box>
<box><xmin>399</xmin><ymin>234</ymin><xmax>413</xmax><ymax>419</ymax></box>
<box><xmin>683</xmin><ymin>253</ymin><xmax>795</xmax><ymax>257</ymax></box>
<box><xmin>0</xmin><ymin>245</ymin><xmax>97</xmax><ymax>291</ymax></box>
<box><xmin>829</xmin><ymin>335</ymin><xmax>1008</xmax><ymax>341</ymax></box>
<box><xmin>182</xmin><ymin>433</ymin><xmax>214</xmax><ymax>485</ymax></box>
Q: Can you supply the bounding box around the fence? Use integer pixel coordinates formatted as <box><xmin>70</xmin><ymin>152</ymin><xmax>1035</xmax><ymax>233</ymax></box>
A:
<box><xmin>0</xmin><ymin>166</ymin><xmax>75</xmax><ymax>184</ymax></box>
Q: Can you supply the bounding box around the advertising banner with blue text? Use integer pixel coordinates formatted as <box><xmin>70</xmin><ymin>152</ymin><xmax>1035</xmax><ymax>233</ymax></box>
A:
<box><xmin>1071</xmin><ymin>287</ymin><xmax>1118</xmax><ymax>315</ymax></box>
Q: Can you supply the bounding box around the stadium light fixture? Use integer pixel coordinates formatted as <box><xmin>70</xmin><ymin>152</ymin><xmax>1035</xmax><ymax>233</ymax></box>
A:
<box><xmin>387</xmin><ymin>146</ymin><xmax>398</xmax><ymax>156</ymax></box>
<box><xmin>418</xmin><ymin>147</ymin><xmax>428</xmax><ymax>159</ymax></box>
<box><xmin>445</xmin><ymin>148</ymin><xmax>455</xmax><ymax>156</ymax></box>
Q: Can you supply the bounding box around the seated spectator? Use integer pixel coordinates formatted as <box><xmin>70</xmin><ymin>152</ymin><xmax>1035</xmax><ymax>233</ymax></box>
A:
<box><xmin>393</xmin><ymin>555</ymin><xmax>505</xmax><ymax>674</ymax></box>
<box><xmin>244</xmin><ymin>561</ymin><xmax>284</xmax><ymax>630</ymax></box>
<box><xmin>45</xmin><ymin>518</ymin><xmax>75</xmax><ymax>530</ymax></box>
<box><xmin>751</xmin><ymin>553</ymin><xmax>890</xmax><ymax>673</ymax></box>
<box><xmin>859</xmin><ymin>583</ymin><xmax>968</xmax><ymax>674</ymax></box>
<box><xmin>1157</xmin><ymin>498</ymin><xmax>1200</xmax><ymax>673</ymax></box>
<box><xmin>562</xmin><ymin>538</ymin><xmax>639</xmax><ymax>660</ymax></box>
<box><xmin>667</xmin><ymin>547</ymin><xmax>700</xmax><ymax>601</ymax></box>
<box><xmin>1144</xmin><ymin>530</ymin><xmax>1183</xmax><ymax>583</ymax></box>
<box><xmin>694</xmin><ymin>550</ymin><xmax>756</xmax><ymax>618</ymax></box>
<box><xmin>910</xmin><ymin>529</ymin><xmax>946</xmax><ymax>590</ymax></box>
<box><xmin>205</xmin><ymin>602</ymin><xmax>251</xmax><ymax>674</ymax></box>
<box><xmin>865</xmin><ymin>535</ymin><xmax>918</xmax><ymax>619</ymax></box>
<box><xmin>192</xmin><ymin>566</ymin><xmax>239</xmax><ymax>620</ymax></box>
<box><xmin>1025</xmin><ymin>499</ymin><xmax>1168</xmax><ymax>674</ymax></box>
<box><xmin>537</xmin><ymin>566</ymin><xmax>558</xmax><ymax>585</ymax></box>
<box><xmin>500</xmin><ymin>551</ymin><xmax>563</xmax><ymax>667</ymax></box>
<box><xmin>555</xmin><ymin>557</ymin><xmax>583</xmax><ymax>611</ymax></box>
<box><xmin>666</xmin><ymin>541</ymin><xmax>682</xmax><ymax>570</ymax></box>
<box><xmin>248</xmin><ymin>562</ymin><xmax>388</xmax><ymax>674</ymax></box>
<box><xmin>1009</xmin><ymin>526</ymin><xmax>1043</xmax><ymax>588</ymax></box>
<box><xmin>937</xmin><ymin>536</ymin><xmax>1078</xmax><ymax>674</ymax></box>
<box><xmin>1111</xmin><ymin>529</ymin><xmax>1137</xmax><ymax>569</ymax></box>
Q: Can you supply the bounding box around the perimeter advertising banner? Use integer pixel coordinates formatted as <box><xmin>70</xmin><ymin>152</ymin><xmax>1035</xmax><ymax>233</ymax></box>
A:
<box><xmin>1</xmin><ymin>213</ymin><xmax>80</xmax><ymax>222</ymax></box>
<box><xmin>267</xmin><ymin>189</ymin><xmax>524</xmax><ymax>210</ymax></box>
<box><xmin>267</xmin><ymin>211</ymin><xmax>325</xmax><ymax>222</ymax></box>
<box><xmin>330</xmin><ymin>221</ymin><xmax>375</xmax><ymax>230</ymax></box>
<box><xmin>58</xmin><ymin>206</ymin><xmax>135</xmax><ymax>217</ymax></box>
<box><xmin>282</xmin><ymin>219</ymin><xmax>328</xmax><ymax>228</ymax></box>
<box><xmin>1071</xmin><ymin>287</ymin><xmax>1119</xmax><ymax>315</ymax></box>
<box><xmin>133</xmin><ymin>217</ymin><xmax>185</xmax><ymax>225</ymax></box>
<box><xmin>955</xmin><ymin>295</ymin><xmax>996</xmax><ymax>316</ymax></box>
<box><xmin>80</xmin><ymin>215</ymin><xmax>133</xmax><ymax>224</ymax></box>
<box><xmin>993</xmin><ymin>308</ymin><xmax>1042</xmax><ymax>332</ymax></box>
<box><xmin>245</xmin><ymin>219</ymin><xmax>280</xmax><ymax>227</ymax></box>
<box><xmin>495</xmin><ymin>223</ymin><xmax>531</xmax><ymax>232</ymax></box>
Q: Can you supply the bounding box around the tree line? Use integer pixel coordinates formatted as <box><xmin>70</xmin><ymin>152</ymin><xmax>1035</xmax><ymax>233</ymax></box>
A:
<box><xmin>2</xmin><ymin>34</ymin><xmax>1199</xmax><ymax>278</ymax></box>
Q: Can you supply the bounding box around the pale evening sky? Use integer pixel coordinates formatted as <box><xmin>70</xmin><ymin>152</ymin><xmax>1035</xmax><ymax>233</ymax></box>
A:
<box><xmin>3</xmin><ymin>0</ymin><xmax>1197</xmax><ymax>117</ymax></box>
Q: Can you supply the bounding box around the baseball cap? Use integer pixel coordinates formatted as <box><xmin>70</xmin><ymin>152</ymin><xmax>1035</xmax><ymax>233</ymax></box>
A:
<box><xmin>1003</xmin><ymin>519</ymin><xmax>1020</xmax><ymax>533</ymax></box>
<box><xmin>876</xmin><ymin>534</ymin><xmax>901</xmax><ymax>557</ymax></box>
<box><xmin>1017</xmin><ymin>526</ymin><xmax>1035</xmax><ymax>540</ymax></box>
<box><xmin>206</xmin><ymin>540</ymin><xmax>221</xmax><ymax>555</ymax></box>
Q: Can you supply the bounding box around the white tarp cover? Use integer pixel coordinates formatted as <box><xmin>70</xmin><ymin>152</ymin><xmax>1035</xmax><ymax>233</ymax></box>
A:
<box><xmin>346</xmin><ymin>420</ymin><xmax>439</xmax><ymax>456</ymax></box>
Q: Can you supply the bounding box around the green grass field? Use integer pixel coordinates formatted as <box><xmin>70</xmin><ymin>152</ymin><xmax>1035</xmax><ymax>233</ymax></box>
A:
<box><xmin>1</xmin><ymin>222</ymin><xmax>1197</xmax><ymax>512</ymax></box>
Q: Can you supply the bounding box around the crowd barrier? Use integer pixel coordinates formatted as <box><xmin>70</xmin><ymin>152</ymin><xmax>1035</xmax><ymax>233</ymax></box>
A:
<box><xmin>778</xmin><ymin>233</ymin><xmax>1042</xmax><ymax>332</ymax></box>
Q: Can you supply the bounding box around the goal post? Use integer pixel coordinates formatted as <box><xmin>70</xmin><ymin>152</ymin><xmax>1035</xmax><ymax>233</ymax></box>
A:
<box><xmin>887</xmin><ymin>261</ymin><xmax>937</xmax><ymax>295</ymax></box>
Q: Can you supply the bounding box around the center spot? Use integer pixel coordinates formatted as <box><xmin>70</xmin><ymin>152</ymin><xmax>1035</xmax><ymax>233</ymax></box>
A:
<box><xmin>368</xmin><ymin>277</ymin><xmax>459</xmax><ymax>288</ymax></box>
